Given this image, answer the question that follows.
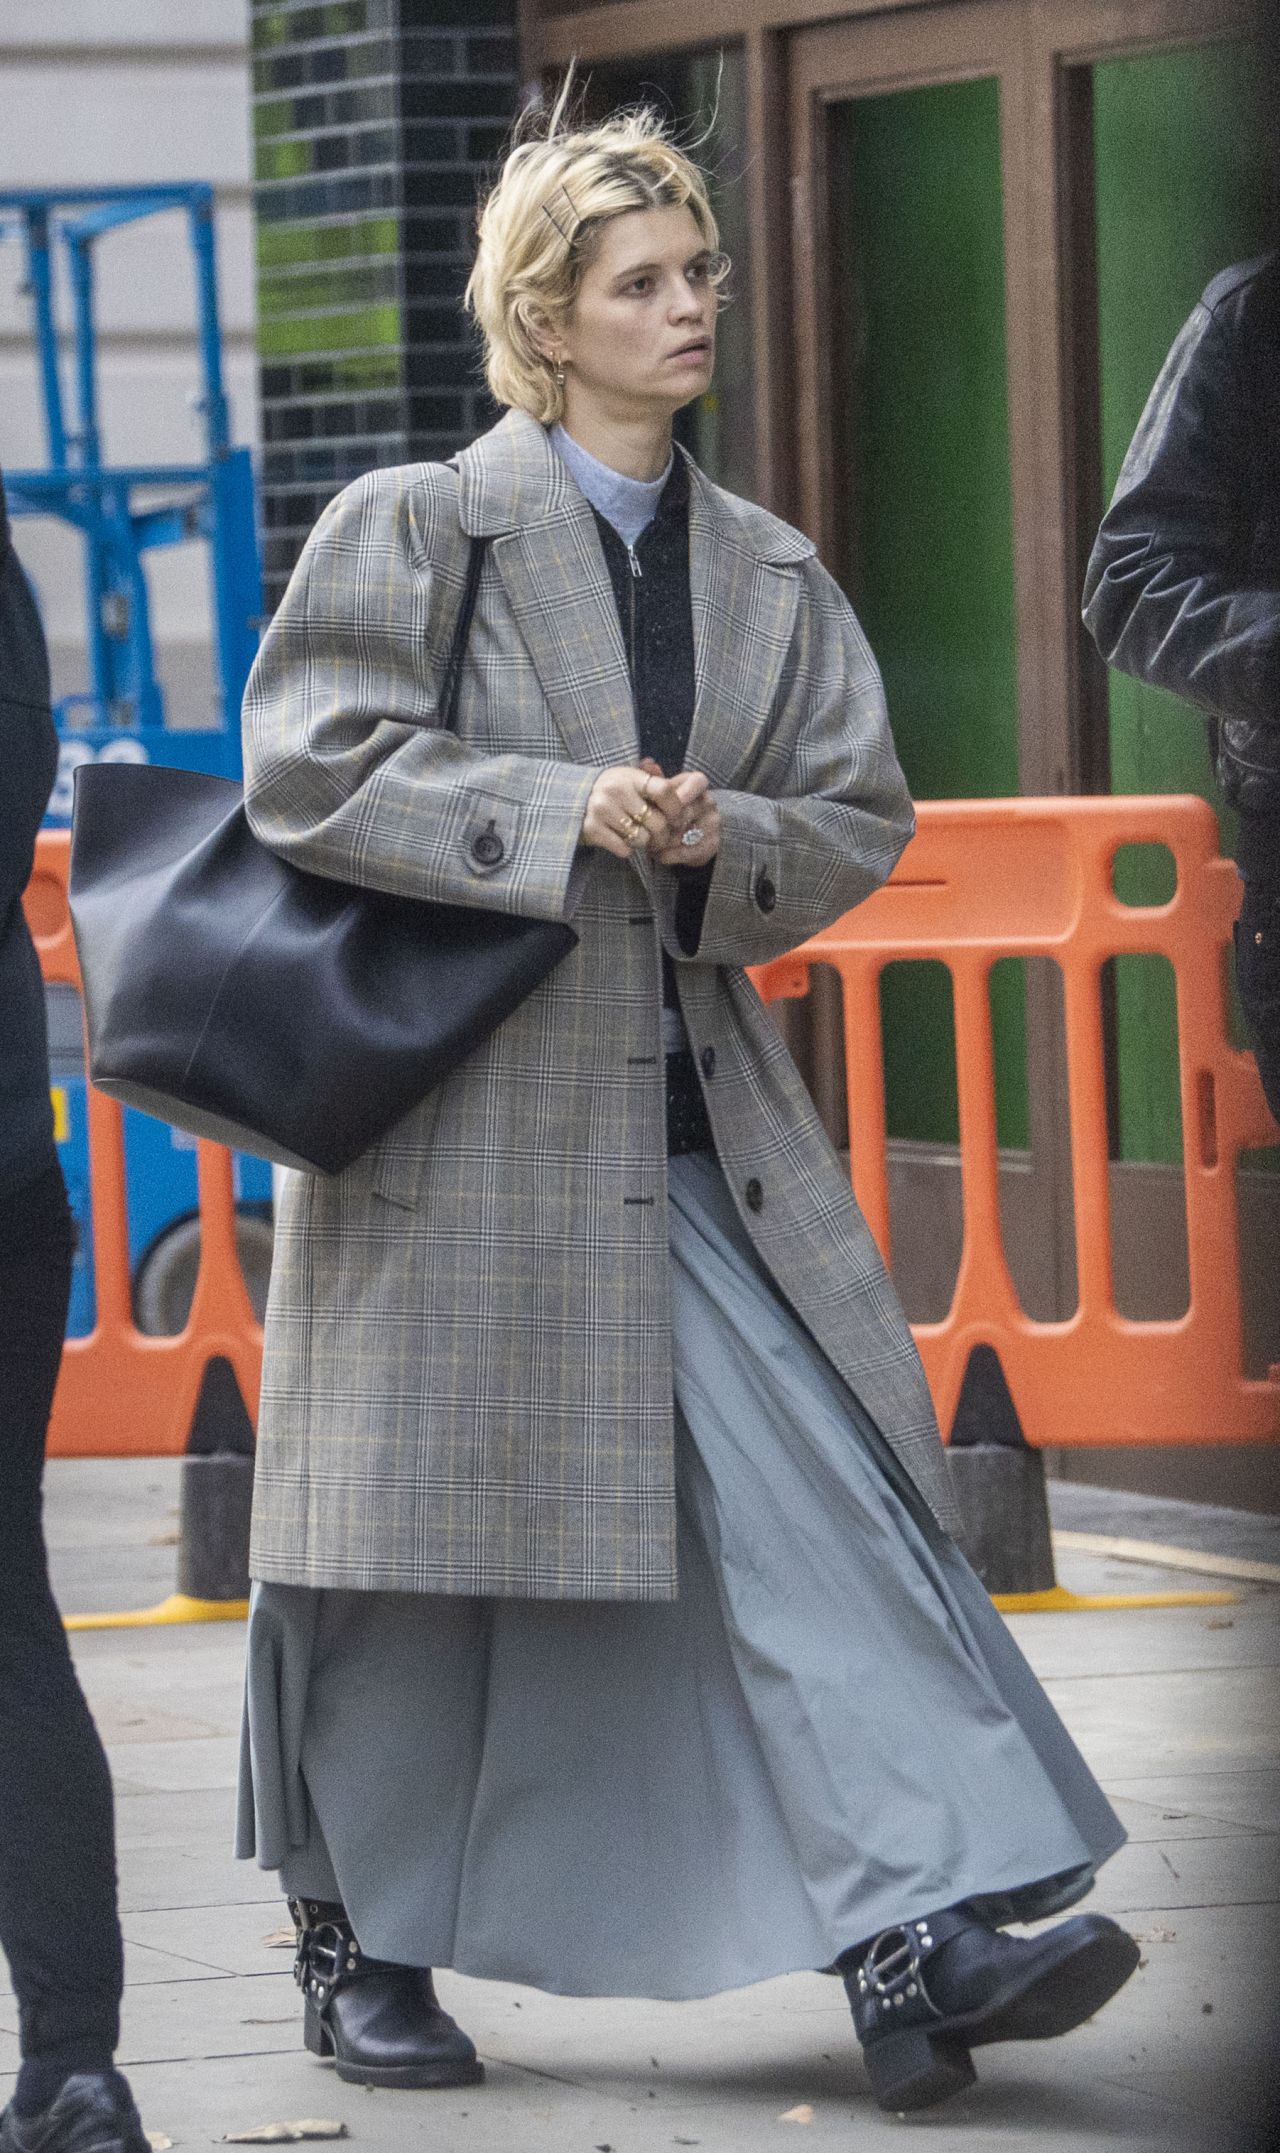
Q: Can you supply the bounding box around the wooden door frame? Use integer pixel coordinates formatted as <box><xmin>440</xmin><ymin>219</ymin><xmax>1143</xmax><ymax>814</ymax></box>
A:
<box><xmin>787</xmin><ymin>1</ymin><xmax>1088</xmax><ymax>1316</ymax></box>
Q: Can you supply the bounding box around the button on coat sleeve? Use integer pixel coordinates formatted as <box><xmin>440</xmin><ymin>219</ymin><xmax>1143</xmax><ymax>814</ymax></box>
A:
<box><xmin>655</xmin><ymin>558</ymin><xmax>915</xmax><ymax>968</ymax></box>
<box><xmin>242</xmin><ymin>467</ymin><xmax>597</xmax><ymax>923</ymax></box>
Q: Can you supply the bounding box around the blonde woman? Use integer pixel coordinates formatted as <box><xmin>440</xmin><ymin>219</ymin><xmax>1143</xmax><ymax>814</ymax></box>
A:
<box><xmin>236</xmin><ymin>102</ymin><xmax>1137</xmax><ymax>2116</ymax></box>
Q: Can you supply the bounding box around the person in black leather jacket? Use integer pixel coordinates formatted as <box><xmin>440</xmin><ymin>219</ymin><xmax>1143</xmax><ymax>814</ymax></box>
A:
<box><xmin>0</xmin><ymin>473</ymin><xmax>149</xmax><ymax>2153</ymax></box>
<box><xmin>1082</xmin><ymin>254</ymin><xmax>1280</xmax><ymax>1121</ymax></box>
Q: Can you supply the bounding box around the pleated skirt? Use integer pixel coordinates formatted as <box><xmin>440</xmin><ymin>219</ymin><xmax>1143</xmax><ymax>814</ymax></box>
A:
<box><xmin>236</xmin><ymin>1151</ymin><xmax>1124</xmax><ymax>2000</ymax></box>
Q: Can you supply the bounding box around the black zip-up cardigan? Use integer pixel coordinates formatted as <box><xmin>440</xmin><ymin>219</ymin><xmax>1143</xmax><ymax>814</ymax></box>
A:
<box><xmin>590</xmin><ymin>456</ymin><xmax>715</xmax><ymax>1157</ymax></box>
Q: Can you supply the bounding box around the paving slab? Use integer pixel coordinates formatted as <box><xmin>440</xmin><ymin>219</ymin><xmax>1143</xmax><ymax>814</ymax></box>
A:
<box><xmin>1104</xmin><ymin>1767</ymin><xmax>1280</xmax><ymax>1836</ymax></box>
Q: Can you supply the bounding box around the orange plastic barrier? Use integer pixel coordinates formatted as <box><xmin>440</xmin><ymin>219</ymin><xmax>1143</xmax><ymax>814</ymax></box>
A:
<box><xmin>27</xmin><ymin>799</ymin><xmax>1280</xmax><ymax>1460</ymax></box>
<box><xmin>752</xmin><ymin>794</ymin><xmax>1279</xmax><ymax>1451</ymax></box>
<box><xmin>25</xmin><ymin>831</ymin><xmax>261</xmax><ymax>1458</ymax></box>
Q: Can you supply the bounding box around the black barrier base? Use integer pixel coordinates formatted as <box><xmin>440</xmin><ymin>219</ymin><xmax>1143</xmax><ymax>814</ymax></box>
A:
<box><xmin>948</xmin><ymin>1344</ymin><xmax>1057</xmax><ymax>1595</ymax></box>
<box><xmin>176</xmin><ymin>1453</ymin><xmax>254</xmax><ymax>1601</ymax></box>
<box><xmin>948</xmin><ymin>1443</ymin><xmax>1057</xmax><ymax>1594</ymax></box>
<box><xmin>176</xmin><ymin>1356</ymin><xmax>256</xmax><ymax>1602</ymax></box>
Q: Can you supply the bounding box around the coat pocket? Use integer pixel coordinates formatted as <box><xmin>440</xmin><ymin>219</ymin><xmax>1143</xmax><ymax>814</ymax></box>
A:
<box><xmin>367</xmin><ymin>1084</ymin><xmax>446</xmax><ymax>1211</ymax></box>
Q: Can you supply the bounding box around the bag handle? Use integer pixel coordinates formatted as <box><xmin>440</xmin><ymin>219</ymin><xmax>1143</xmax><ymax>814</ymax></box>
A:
<box><xmin>439</xmin><ymin>536</ymin><xmax>490</xmax><ymax>735</ymax></box>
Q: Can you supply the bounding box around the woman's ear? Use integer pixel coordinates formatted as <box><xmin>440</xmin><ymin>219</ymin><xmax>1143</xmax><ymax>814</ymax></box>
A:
<box><xmin>519</xmin><ymin>299</ymin><xmax>562</xmax><ymax>366</ymax></box>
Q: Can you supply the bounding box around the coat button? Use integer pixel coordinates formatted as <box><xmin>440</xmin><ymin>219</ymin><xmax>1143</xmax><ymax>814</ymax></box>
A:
<box><xmin>744</xmin><ymin>1176</ymin><xmax>764</xmax><ymax>1212</ymax></box>
<box><xmin>754</xmin><ymin>871</ymin><xmax>777</xmax><ymax>914</ymax></box>
<box><xmin>700</xmin><ymin>1045</ymin><xmax>716</xmax><ymax>1078</ymax></box>
<box><xmin>470</xmin><ymin>819</ymin><xmax>505</xmax><ymax>868</ymax></box>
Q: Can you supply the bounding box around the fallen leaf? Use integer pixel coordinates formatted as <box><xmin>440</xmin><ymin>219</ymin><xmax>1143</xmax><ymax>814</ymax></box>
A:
<box><xmin>262</xmin><ymin>1929</ymin><xmax>296</xmax><ymax>1949</ymax></box>
<box><xmin>223</xmin><ymin>2126</ymin><xmax>347</xmax><ymax>2145</ymax></box>
<box><xmin>147</xmin><ymin>1530</ymin><xmax>180</xmax><ymax>1546</ymax></box>
<box><xmin>779</xmin><ymin>2106</ymin><xmax>815</xmax><ymax>2124</ymax></box>
<box><xmin>1132</xmin><ymin>1927</ymin><xmax>1176</xmax><ymax>1944</ymax></box>
<box><xmin>147</xmin><ymin>2136</ymin><xmax>174</xmax><ymax>2151</ymax></box>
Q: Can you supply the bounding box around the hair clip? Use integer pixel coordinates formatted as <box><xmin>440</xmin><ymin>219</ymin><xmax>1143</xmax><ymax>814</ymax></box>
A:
<box><xmin>540</xmin><ymin>182</ymin><xmax>582</xmax><ymax>247</ymax></box>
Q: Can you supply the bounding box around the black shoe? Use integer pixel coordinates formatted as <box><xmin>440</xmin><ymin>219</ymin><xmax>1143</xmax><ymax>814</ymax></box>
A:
<box><xmin>844</xmin><ymin>1905</ymin><xmax>1140</xmax><ymax>2113</ymax></box>
<box><xmin>291</xmin><ymin>1898</ymin><xmax>483</xmax><ymax>2091</ymax></box>
<box><xmin>0</xmin><ymin>2071</ymin><xmax>150</xmax><ymax>2152</ymax></box>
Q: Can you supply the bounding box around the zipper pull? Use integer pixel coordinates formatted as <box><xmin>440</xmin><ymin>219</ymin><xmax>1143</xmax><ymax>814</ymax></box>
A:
<box><xmin>626</xmin><ymin>544</ymin><xmax>643</xmax><ymax>579</ymax></box>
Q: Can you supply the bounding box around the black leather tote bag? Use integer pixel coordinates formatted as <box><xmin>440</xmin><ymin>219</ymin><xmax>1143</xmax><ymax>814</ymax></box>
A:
<box><xmin>67</xmin><ymin>538</ymin><xmax>578</xmax><ymax>1175</ymax></box>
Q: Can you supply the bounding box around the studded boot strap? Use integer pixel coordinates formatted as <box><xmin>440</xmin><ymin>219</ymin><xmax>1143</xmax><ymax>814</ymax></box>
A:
<box><xmin>289</xmin><ymin>1897</ymin><xmax>371</xmax><ymax>2011</ymax></box>
<box><xmin>842</xmin><ymin>1907</ymin><xmax>977</xmax><ymax>2043</ymax></box>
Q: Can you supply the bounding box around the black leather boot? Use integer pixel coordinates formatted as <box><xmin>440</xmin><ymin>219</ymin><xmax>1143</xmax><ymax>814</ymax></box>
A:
<box><xmin>843</xmin><ymin>1905</ymin><xmax>1140</xmax><ymax>2113</ymax></box>
<box><xmin>0</xmin><ymin>2071</ymin><xmax>150</xmax><ymax>2152</ymax></box>
<box><xmin>291</xmin><ymin>1898</ymin><xmax>483</xmax><ymax>2091</ymax></box>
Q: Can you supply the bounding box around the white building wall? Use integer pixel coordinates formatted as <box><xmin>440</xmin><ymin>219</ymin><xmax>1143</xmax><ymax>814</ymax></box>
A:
<box><xmin>0</xmin><ymin>0</ymin><xmax>258</xmax><ymax>729</ymax></box>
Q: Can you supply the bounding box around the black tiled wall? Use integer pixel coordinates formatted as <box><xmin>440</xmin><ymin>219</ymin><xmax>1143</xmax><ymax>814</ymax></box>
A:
<box><xmin>250</xmin><ymin>0</ymin><xmax>520</xmax><ymax>607</ymax></box>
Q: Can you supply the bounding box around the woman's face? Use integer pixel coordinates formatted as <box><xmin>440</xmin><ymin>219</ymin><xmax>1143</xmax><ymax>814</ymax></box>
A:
<box><xmin>555</xmin><ymin>204</ymin><xmax>718</xmax><ymax>420</ymax></box>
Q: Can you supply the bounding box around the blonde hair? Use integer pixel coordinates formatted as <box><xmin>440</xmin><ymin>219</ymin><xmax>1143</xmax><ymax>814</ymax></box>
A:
<box><xmin>465</xmin><ymin>85</ymin><xmax>726</xmax><ymax>425</ymax></box>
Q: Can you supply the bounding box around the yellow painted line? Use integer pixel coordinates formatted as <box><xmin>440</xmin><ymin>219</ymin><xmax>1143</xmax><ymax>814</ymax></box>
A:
<box><xmin>1053</xmin><ymin>1529</ymin><xmax>1280</xmax><ymax>1587</ymax></box>
<box><xmin>50</xmin><ymin>1086</ymin><xmax>69</xmax><ymax>1142</ymax></box>
<box><xmin>994</xmin><ymin>1583</ymin><xmax>1237</xmax><ymax>1613</ymax></box>
<box><xmin>65</xmin><ymin>1594</ymin><xmax>249</xmax><ymax>1632</ymax></box>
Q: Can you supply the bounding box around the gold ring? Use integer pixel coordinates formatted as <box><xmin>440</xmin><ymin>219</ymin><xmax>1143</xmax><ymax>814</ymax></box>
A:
<box><xmin>620</xmin><ymin>813</ymin><xmax>639</xmax><ymax>839</ymax></box>
<box><xmin>635</xmin><ymin>801</ymin><xmax>651</xmax><ymax>825</ymax></box>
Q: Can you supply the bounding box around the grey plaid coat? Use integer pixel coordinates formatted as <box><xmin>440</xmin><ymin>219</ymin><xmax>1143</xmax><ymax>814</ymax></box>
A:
<box><xmin>242</xmin><ymin>409</ymin><xmax>959</xmax><ymax>1599</ymax></box>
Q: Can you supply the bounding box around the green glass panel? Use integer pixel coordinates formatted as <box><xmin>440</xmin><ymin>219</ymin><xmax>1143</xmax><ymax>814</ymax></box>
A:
<box><xmin>256</xmin><ymin>216</ymin><xmax>400</xmax><ymax>268</ymax></box>
<box><xmin>252</xmin><ymin>8</ymin><xmax>291</xmax><ymax>50</ymax></box>
<box><xmin>254</xmin><ymin>98</ymin><xmax>292</xmax><ymax>141</ymax></box>
<box><xmin>258</xmin><ymin>302</ymin><xmax>402</xmax><ymax>356</ymax></box>
<box><xmin>256</xmin><ymin>138</ymin><xmax>312</xmax><ymax>182</ymax></box>
<box><xmin>1093</xmin><ymin>40</ymin><xmax>1268</xmax><ymax>1165</ymax></box>
<box><xmin>833</xmin><ymin>79</ymin><xmax>1022</xmax><ymax>1146</ymax></box>
<box><xmin>258</xmin><ymin>261</ymin><xmax>398</xmax><ymax>317</ymax></box>
<box><xmin>327</xmin><ymin>350</ymin><xmax>400</xmax><ymax>389</ymax></box>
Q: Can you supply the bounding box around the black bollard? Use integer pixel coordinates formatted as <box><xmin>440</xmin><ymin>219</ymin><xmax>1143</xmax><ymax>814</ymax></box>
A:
<box><xmin>947</xmin><ymin>1345</ymin><xmax>1056</xmax><ymax>1595</ymax></box>
<box><xmin>175</xmin><ymin>1356</ymin><xmax>256</xmax><ymax>1603</ymax></box>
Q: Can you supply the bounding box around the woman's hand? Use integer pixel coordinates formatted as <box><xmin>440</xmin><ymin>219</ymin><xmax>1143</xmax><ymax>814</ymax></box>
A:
<box><xmin>581</xmin><ymin>765</ymin><xmax>689</xmax><ymax>859</ymax></box>
<box><xmin>650</xmin><ymin>769</ymin><xmax>721</xmax><ymax>869</ymax></box>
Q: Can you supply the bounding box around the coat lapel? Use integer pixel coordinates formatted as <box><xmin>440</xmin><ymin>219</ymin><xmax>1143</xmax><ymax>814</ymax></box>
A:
<box><xmin>457</xmin><ymin>410</ymin><xmax>638</xmax><ymax>768</ymax></box>
<box><xmin>455</xmin><ymin>412</ymin><xmax>817</xmax><ymax>790</ymax></box>
<box><xmin>684</xmin><ymin>458</ymin><xmax>814</xmax><ymax>791</ymax></box>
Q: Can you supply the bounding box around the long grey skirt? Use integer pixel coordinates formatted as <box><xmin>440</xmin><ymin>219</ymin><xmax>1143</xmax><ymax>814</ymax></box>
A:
<box><xmin>237</xmin><ymin>1151</ymin><xmax>1124</xmax><ymax>2000</ymax></box>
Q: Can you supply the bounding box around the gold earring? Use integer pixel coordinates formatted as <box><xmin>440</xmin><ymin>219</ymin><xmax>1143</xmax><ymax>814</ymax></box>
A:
<box><xmin>554</xmin><ymin>360</ymin><xmax>566</xmax><ymax>385</ymax></box>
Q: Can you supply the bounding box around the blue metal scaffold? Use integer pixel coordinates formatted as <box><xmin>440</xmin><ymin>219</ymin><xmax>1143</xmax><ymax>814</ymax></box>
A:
<box><xmin>0</xmin><ymin>182</ymin><xmax>262</xmax><ymax>820</ymax></box>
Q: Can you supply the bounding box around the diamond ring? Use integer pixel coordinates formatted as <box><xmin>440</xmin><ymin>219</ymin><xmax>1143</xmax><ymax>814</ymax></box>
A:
<box><xmin>681</xmin><ymin>826</ymin><xmax>705</xmax><ymax>848</ymax></box>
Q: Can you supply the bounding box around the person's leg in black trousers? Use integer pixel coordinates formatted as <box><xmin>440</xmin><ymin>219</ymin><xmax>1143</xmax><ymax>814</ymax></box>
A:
<box><xmin>0</xmin><ymin>1159</ymin><xmax>144</xmax><ymax>2146</ymax></box>
<box><xmin>1236</xmin><ymin>878</ymin><xmax>1280</xmax><ymax>1126</ymax></box>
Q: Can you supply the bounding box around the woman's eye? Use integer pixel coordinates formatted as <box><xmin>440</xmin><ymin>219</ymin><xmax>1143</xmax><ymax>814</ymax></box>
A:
<box><xmin>627</xmin><ymin>276</ymin><xmax>655</xmax><ymax>295</ymax></box>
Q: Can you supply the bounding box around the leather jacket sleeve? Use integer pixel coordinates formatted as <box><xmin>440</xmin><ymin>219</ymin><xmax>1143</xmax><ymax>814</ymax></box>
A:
<box><xmin>0</xmin><ymin>474</ymin><xmax>59</xmax><ymax>913</ymax></box>
<box><xmin>1082</xmin><ymin>280</ymin><xmax>1280</xmax><ymax>793</ymax></box>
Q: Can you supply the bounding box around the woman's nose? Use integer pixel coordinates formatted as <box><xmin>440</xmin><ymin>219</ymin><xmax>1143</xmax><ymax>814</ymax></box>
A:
<box><xmin>668</xmin><ymin>279</ymin><xmax>705</xmax><ymax>321</ymax></box>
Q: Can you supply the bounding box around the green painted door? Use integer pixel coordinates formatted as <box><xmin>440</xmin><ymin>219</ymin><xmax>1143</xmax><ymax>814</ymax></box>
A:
<box><xmin>831</xmin><ymin>77</ymin><xmax>1025</xmax><ymax>1148</ymax></box>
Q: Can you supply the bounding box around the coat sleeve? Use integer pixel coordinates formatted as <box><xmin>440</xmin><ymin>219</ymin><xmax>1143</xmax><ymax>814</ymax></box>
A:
<box><xmin>653</xmin><ymin>557</ymin><xmax>914</xmax><ymax>969</ymax></box>
<box><xmin>1081</xmin><ymin>298</ymin><xmax>1280</xmax><ymax>730</ymax></box>
<box><xmin>242</xmin><ymin>466</ymin><xmax>597</xmax><ymax>922</ymax></box>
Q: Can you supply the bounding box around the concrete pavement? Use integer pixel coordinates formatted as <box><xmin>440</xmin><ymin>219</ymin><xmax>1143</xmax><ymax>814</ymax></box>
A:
<box><xmin>3</xmin><ymin>1459</ymin><xmax>1277</xmax><ymax>2153</ymax></box>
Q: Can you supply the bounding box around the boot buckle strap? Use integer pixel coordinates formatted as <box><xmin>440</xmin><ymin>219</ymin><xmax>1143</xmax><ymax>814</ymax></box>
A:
<box><xmin>851</xmin><ymin>1923</ymin><xmax>943</xmax><ymax>2031</ymax></box>
<box><xmin>295</xmin><ymin>1920</ymin><xmax>362</xmax><ymax>2008</ymax></box>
